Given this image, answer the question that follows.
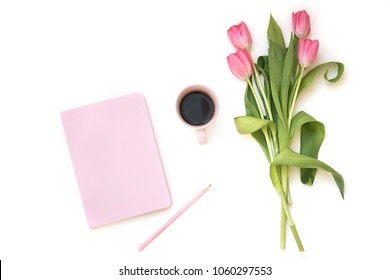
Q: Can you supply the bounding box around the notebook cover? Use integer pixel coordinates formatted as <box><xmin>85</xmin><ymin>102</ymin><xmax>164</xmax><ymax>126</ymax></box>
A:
<box><xmin>61</xmin><ymin>93</ymin><xmax>171</xmax><ymax>228</ymax></box>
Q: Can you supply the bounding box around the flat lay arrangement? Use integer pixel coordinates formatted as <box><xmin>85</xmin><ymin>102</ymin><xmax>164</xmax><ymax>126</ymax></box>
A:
<box><xmin>5</xmin><ymin>1</ymin><xmax>390</xmax><ymax>279</ymax></box>
<box><xmin>60</xmin><ymin>10</ymin><xmax>344</xmax><ymax>252</ymax></box>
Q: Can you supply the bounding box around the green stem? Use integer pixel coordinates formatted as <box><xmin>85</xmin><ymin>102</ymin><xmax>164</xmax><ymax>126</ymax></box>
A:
<box><xmin>282</xmin><ymin>166</ymin><xmax>289</xmax><ymax>197</ymax></box>
<box><xmin>279</xmin><ymin>165</ymin><xmax>289</xmax><ymax>249</ymax></box>
<box><xmin>288</xmin><ymin>67</ymin><xmax>305</xmax><ymax>125</ymax></box>
<box><xmin>287</xmin><ymin>184</ymin><xmax>293</xmax><ymax>205</ymax></box>
<box><xmin>252</xmin><ymin>68</ymin><xmax>278</xmax><ymax>160</ymax></box>
<box><xmin>283</xmin><ymin>166</ymin><xmax>292</xmax><ymax>205</ymax></box>
<box><xmin>264</xmin><ymin>128</ymin><xmax>274</xmax><ymax>162</ymax></box>
<box><xmin>280</xmin><ymin>202</ymin><xmax>287</xmax><ymax>249</ymax></box>
<box><xmin>246</xmin><ymin>78</ymin><xmax>265</xmax><ymax>119</ymax></box>
<box><xmin>247</xmin><ymin>78</ymin><xmax>275</xmax><ymax>162</ymax></box>
<box><xmin>277</xmin><ymin>189</ymin><xmax>304</xmax><ymax>252</ymax></box>
<box><xmin>253</xmin><ymin>64</ymin><xmax>273</xmax><ymax>121</ymax></box>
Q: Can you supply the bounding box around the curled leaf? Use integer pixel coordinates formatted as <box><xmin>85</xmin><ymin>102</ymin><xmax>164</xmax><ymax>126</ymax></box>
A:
<box><xmin>299</xmin><ymin>62</ymin><xmax>344</xmax><ymax>95</ymax></box>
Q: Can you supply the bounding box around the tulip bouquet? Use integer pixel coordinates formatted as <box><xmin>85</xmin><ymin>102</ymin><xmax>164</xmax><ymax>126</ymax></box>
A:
<box><xmin>227</xmin><ymin>11</ymin><xmax>344</xmax><ymax>251</ymax></box>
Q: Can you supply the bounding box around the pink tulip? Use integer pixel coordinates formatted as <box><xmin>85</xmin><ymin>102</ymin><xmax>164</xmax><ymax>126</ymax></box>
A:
<box><xmin>227</xmin><ymin>21</ymin><xmax>252</xmax><ymax>50</ymax></box>
<box><xmin>292</xmin><ymin>10</ymin><xmax>310</xmax><ymax>38</ymax></box>
<box><xmin>227</xmin><ymin>49</ymin><xmax>253</xmax><ymax>80</ymax></box>
<box><xmin>298</xmin><ymin>38</ymin><xmax>319</xmax><ymax>68</ymax></box>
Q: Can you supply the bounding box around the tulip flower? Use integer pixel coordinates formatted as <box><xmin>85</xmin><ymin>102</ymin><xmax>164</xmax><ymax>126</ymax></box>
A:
<box><xmin>227</xmin><ymin>21</ymin><xmax>252</xmax><ymax>50</ymax></box>
<box><xmin>292</xmin><ymin>10</ymin><xmax>310</xmax><ymax>38</ymax></box>
<box><xmin>298</xmin><ymin>38</ymin><xmax>319</xmax><ymax>68</ymax></box>
<box><xmin>227</xmin><ymin>49</ymin><xmax>253</xmax><ymax>80</ymax></box>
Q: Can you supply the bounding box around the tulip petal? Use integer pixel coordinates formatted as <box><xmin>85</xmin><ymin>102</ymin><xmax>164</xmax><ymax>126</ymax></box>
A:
<box><xmin>227</xmin><ymin>49</ymin><xmax>253</xmax><ymax>80</ymax></box>
<box><xmin>298</xmin><ymin>39</ymin><xmax>319</xmax><ymax>68</ymax></box>
<box><xmin>292</xmin><ymin>10</ymin><xmax>310</xmax><ymax>38</ymax></box>
<box><xmin>227</xmin><ymin>21</ymin><xmax>252</xmax><ymax>50</ymax></box>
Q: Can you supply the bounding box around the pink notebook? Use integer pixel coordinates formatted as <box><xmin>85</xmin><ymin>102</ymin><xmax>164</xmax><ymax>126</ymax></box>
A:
<box><xmin>61</xmin><ymin>93</ymin><xmax>171</xmax><ymax>228</ymax></box>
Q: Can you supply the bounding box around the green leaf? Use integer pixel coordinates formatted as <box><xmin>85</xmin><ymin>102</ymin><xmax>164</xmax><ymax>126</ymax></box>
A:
<box><xmin>252</xmin><ymin>130</ymin><xmax>271</xmax><ymax>163</ymax></box>
<box><xmin>235</xmin><ymin>116</ymin><xmax>276</xmax><ymax>136</ymax></box>
<box><xmin>269</xmin><ymin>43</ymin><xmax>287</xmax><ymax>127</ymax></box>
<box><xmin>300</xmin><ymin>119</ymin><xmax>325</xmax><ymax>185</ymax></box>
<box><xmin>244</xmin><ymin>79</ymin><xmax>260</xmax><ymax>118</ymax></box>
<box><xmin>267</xmin><ymin>14</ymin><xmax>288</xmax><ymax>127</ymax></box>
<box><xmin>299</xmin><ymin>62</ymin><xmax>344</xmax><ymax>95</ymax></box>
<box><xmin>280</xmin><ymin>34</ymin><xmax>295</xmax><ymax>116</ymax></box>
<box><xmin>272</xmin><ymin>148</ymin><xmax>344</xmax><ymax>198</ymax></box>
<box><xmin>292</xmin><ymin>36</ymin><xmax>299</xmax><ymax>79</ymax></box>
<box><xmin>235</xmin><ymin>116</ymin><xmax>271</xmax><ymax>134</ymax></box>
<box><xmin>257</xmin><ymin>55</ymin><xmax>269</xmax><ymax>71</ymax></box>
<box><xmin>234</xmin><ymin>115</ymin><xmax>275</xmax><ymax>163</ymax></box>
<box><xmin>267</xmin><ymin>15</ymin><xmax>286</xmax><ymax>54</ymax></box>
<box><xmin>288</xmin><ymin>75</ymin><xmax>301</xmax><ymax>112</ymax></box>
<box><xmin>270</xmin><ymin>164</ymin><xmax>283</xmax><ymax>192</ymax></box>
<box><xmin>290</xmin><ymin>111</ymin><xmax>317</xmax><ymax>140</ymax></box>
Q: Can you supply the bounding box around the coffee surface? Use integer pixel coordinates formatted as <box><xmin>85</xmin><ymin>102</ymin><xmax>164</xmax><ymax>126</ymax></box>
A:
<box><xmin>180</xmin><ymin>91</ymin><xmax>215</xmax><ymax>126</ymax></box>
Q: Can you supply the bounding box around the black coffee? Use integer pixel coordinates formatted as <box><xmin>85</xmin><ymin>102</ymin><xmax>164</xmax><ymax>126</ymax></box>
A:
<box><xmin>180</xmin><ymin>91</ymin><xmax>215</xmax><ymax>126</ymax></box>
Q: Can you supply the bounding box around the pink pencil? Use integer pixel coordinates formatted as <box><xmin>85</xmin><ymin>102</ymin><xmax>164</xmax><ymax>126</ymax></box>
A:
<box><xmin>138</xmin><ymin>184</ymin><xmax>211</xmax><ymax>251</ymax></box>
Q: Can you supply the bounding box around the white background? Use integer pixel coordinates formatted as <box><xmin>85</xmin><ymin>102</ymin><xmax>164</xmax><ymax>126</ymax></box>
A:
<box><xmin>1</xmin><ymin>0</ymin><xmax>389</xmax><ymax>279</ymax></box>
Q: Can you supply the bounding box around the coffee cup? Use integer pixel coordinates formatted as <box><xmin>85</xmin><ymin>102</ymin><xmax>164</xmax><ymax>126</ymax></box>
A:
<box><xmin>176</xmin><ymin>85</ymin><xmax>219</xmax><ymax>145</ymax></box>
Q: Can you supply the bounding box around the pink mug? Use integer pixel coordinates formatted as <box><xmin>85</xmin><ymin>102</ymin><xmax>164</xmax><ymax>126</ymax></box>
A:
<box><xmin>176</xmin><ymin>85</ymin><xmax>219</xmax><ymax>145</ymax></box>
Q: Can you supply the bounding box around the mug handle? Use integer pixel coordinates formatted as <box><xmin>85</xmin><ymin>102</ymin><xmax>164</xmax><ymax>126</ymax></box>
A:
<box><xmin>196</xmin><ymin>128</ymin><xmax>207</xmax><ymax>145</ymax></box>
